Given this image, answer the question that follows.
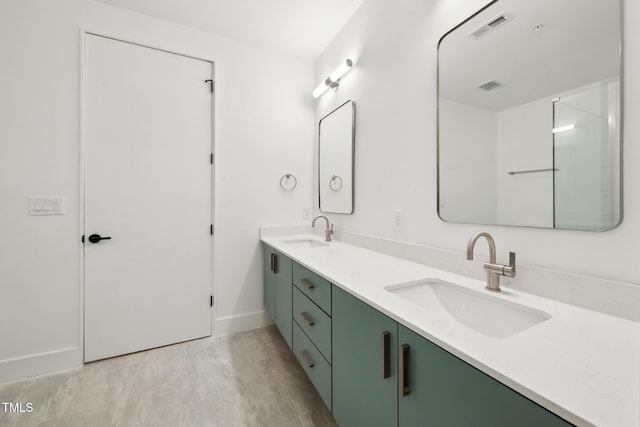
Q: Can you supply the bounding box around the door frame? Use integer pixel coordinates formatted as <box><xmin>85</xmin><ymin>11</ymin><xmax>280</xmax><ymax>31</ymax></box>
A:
<box><xmin>79</xmin><ymin>29</ymin><xmax>217</xmax><ymax>361</ymax></box>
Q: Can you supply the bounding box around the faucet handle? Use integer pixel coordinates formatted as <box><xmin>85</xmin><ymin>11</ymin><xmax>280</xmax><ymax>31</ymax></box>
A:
<box><xmin>325</xmin><ymin>224</ymin><xmax>334</xmax><ymax>241</ymax></box>
<box><xmin>503</xmin><ymin>252</ymin><xmax>516</xmax><ymax>277</ymax></box>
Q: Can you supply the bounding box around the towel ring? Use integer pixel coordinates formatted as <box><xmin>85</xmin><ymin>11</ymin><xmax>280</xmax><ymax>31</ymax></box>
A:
<box><xmin>329</xmin><ymin>175</ymin><xmax>343</xmax><ymax>191</ymax></box>
<box><xmin>280</xmin><ymin>174</ymin><xmax>297</xmax><ymax>191</ymax></box>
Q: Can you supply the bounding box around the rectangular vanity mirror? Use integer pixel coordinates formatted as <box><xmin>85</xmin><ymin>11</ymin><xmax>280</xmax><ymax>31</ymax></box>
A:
<box><xmin>437</xmin><ymin>0</ymin><xmax>622</xmax><ymax>231</ymax></box>
<box><xmin>319</xmin><ymin>100</ymin><xmax>355</xmax><ymax>214</ymax></box>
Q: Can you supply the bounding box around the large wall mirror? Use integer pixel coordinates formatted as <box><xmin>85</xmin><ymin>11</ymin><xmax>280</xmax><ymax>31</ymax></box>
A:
<box><xmin>438</xmin><ymin>0</ymin><xmax>622</xmax><ymax>231</ymax></box>
<box><xmin>319</xmin><ymin>100</ymin><xmax>355</xmax><ymax>214</ymax></box>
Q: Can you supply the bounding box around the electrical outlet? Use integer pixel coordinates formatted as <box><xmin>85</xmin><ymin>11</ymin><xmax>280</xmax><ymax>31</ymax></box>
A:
<box><xmin>303</xmin><ymin>206</ymin><xmax>311</xmax><ymax>219</ymax></box>
<box><xmin>393</xmin><ymin>209</ymin><xmax>403</xmax><ymax>231</ymax></box>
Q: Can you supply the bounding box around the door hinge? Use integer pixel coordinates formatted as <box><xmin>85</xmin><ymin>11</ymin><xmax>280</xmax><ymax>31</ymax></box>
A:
<box><xmin>205</xmin><ymin>79</ymin><xmax>214</xmax><ymax>93</ymax></box>
<box><xmin>210</xmin><ymin>295</ymin><xmax>214</xmax><ymax>307</ymax></box>
<box><xmin>210</xmin><ymin>153</ymin><xmax>214</xmax><ymax>164</ymax></box>
<box><xmin>210</xmin><ymin>224</ymin><xmax>214</xmax><ymax>235</ymax></box>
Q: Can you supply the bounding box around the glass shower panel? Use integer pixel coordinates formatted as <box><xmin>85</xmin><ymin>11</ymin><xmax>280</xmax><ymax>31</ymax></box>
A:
<box><xmin>553</xmin><ymin>81</ymin><xmax>620</xmax><ymax>231</ymax></box>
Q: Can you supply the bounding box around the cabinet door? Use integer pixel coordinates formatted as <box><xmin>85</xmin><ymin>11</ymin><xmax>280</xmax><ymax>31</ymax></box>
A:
<box><xmin>397</xmin><ymin>325</ymin><xmax>573</xmax><ymax>427</ymax></box>
<box><xmin>274</xmin><ymin>251</ymin><xmax>293</xmax><ymax>348</ymax></box>
<box><xmin>332</xmin><ymin>285</ymin><xmax>398</xmax><ymax>427</ymax></box>
<box><xmin>263</xmin><ymin>244</ymin><xmax>276</xmax><ymax>322</ymax></box>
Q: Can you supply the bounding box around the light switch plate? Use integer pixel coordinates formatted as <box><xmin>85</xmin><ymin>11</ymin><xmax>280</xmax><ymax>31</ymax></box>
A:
<box><xmin>29</xmin><ymin>196</ymin><xmax>65</xmax><ymax>215</ymax></box>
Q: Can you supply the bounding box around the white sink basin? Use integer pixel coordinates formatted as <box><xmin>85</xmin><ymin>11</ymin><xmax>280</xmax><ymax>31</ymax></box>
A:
<box><xmin>386</xmin><ymin>279</ymin><xmax>550</xmax><ymax>338</ymax></box>
<box><xmin>282</xmin><ymin>238</ymin><xmax>330</xmax><ymax>248</ymax></box>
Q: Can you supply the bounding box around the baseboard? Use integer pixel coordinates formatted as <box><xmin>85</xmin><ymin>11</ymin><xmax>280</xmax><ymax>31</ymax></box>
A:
<box><xmin>0</xmin><ymin>312</ymin><xmax>274</xmax><ymax>384</ymax></box>
<box><xmin>0</xmin><ymin>347</ymin><xmax>83</xmax><ymax>385</ymax></box>
<box><xmin>214</xmin><ymin>310</ymin><xmax>273</xmax><ymax>337</ymax></box>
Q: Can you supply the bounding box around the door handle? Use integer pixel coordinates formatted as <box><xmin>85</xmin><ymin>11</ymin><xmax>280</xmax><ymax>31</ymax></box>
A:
<box><xmin>400</xmin><ymin>344</ymin><xmax>410</xmax><ymax>396</ymax></box>
<box><xmin>382</xmin><ymin>331</ymin><xmax>390</xmax><ymax>379</ymax></box>
<box><xmin>300</xmin><ymin>278</ymin><xmax>314</xmax><ymax>290</ymax></box>
<box><xmin>300</xmin><ymin>350</ymin><xmax>314</xmax><ymax>368</ymax></box>
<box><xmin>300</xmin><ymin>312</ymin><xmax>314</xmax><ymax>326</ymax></box>
<box><xmin>88</xmin><ymin>234</ymin><xmax>112</xmax><ymax>244</ymax></box>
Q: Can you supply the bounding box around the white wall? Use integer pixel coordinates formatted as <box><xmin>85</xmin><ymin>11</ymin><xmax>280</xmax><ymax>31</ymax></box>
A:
<box><xmin>439</xmin><ymin>98</ymin><xmax>497</xmax><ymax>224</ymax></box>
<box><xmin>313</xmin><ymin>0</ymin><xmax>639</xmax><ymax>285</ymax></box>
<box><xmin>497</xmin><ymin>98</ymin><xmax>554</xmax><ymax>227</ymax></box>
<box><xmin>0</xmin><ymin>0</ymin><xmax>314</xmax><ymax>382</ymax></box>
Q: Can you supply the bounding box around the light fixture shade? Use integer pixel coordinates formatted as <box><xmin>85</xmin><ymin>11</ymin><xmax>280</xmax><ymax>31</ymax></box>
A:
<box><xmin>312</xmin><ymin>59</ymin><xmax>355</xmax><ymax>98</ymax></box>
<box><xmin>313</xmin><ymin>78</ymin><xmax>331</xmax><ymax>98</ymax></box>
<box><xmin>329</xmin><ymin>59</ymin><xmax>354</xmax><ymax>82</ymax></box>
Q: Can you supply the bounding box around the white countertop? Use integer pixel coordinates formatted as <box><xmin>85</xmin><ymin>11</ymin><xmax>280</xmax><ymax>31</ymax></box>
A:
<box><xmin>261</xmin><ymin>229</ymin><xmax>640</xmax><ymax>427</ymax></box>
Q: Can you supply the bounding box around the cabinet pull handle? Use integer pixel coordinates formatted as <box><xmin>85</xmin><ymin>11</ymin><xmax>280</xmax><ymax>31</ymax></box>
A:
<box><xmin>400</xmin><ymin>344</ymin><xmax>410</xmax><ymax>396</ymax></box>
<box><xmin>301</xmin><ymin>350</ymin><xmax>314</xmax><ymax>368</ymax></box>
<box><xmin>300</xmin><ymin>312</ymin><xmax>314</xmax><ymax>326</ymax></box>
<box><xmin>273</xmin><ymin>254</ymin><xmax>278</xmax><ymax>274</ymax></box>
<box><xmin>300</xmin><ymin>278</ymin><xmax>314</xmax><ymax>289</ymax></box>
<box><xmin>382</xmin><ymin>331</ymin><xmax>391</xmax><ymax>379</ymax></box>
<box><xmin>270</xmin><ymin>253</ymin><xmax>275</xmax><ymax>272</ymax></box>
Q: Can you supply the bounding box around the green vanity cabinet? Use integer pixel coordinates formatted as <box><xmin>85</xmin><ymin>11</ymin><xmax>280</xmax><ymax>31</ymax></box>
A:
<box><xmin>263</xmin><ymin>246</ymin><xmax>276</xmax><ymax>322</ymax></box>
<box><xmin>292</xmin><ymin>322</ymin><xmax>332</xmax><ymax>409</ymax></box>
<box><xmin>292</xmin><ymin>262</ymin><xmax>333</xmax><ymax>410</ymax></box>
<box><xmin>332</xmin><ymin>284</ymin><xmax>574</xmax><ymax>427</ymax></box>
<box><xmin>263</xmin><ymin>252</ymin><xmax>573</xmax><ymax>426</ymax></box>
<box><xmin>293</xmin><ymin>286</ymin><xmax>331</xmax><ymax>362</ymax></box>
<box><xmin>293</xmin><ymin>262</ymin><xmax>332</xmax><ymax>314</ymax></box>
<box><xmin>332</xmin><ymin>285</ymin><xmax>398</xmax><ymax>427</ymax></box>
<box><xmin>397</xmin><ymin>325</ymin><xmax>573</xmax><ymax>427</ymax></box>
<box><xmin>263</xmin><ymin>244</ymin><xmax>293</xmax><ymax>348</ymax></box>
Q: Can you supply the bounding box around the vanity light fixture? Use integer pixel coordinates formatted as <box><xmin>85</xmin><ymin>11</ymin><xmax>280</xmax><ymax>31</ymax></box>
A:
<box><xmin>552</xmin><ymin>124</ymin><xmax>575</xmax><ymax>134</ymax></box>
<box><xmin>312</xmin><ymin>59</ymin><xmax>355</xmax><ymax>98</ymax></box>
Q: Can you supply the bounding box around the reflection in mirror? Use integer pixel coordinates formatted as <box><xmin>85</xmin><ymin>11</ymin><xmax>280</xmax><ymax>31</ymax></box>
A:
<box><xmin>319</xmin><ymin>100</ymin><xmax>355</xmax><ymax>214</ymax></box>
<box><xmin>437</xmin><ymin>0</ymin><xmax>621</xmax><ymax>230</ymax></box>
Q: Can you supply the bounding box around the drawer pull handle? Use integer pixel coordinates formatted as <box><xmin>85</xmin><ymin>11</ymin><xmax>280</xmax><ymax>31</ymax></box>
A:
<box><xmin>400</xmin><ymin>344</ymin><xmax>410</xmax><ymax>396</ymax></box>
<box><xmin>382</xmin><ymin>331</ymin><xmax>390</xmax><ymax>379</ymax></box>
<box><xmin>301</xmin><ymin>350</ymin><xmax>314</xmax><ymax>368</ymax></box>
<box><xmin>270</xmin><ymin>253</ymin><xmax>275</xmax><ymax>272</ymax></box>
<box><xmin>300</xmin><ymin>278</ymin><xmax>314</xmax><ymax>289</ymax></box>
<box><xmin>300</xmin><ymin>312</ymin><xmax>314</xmax><ymax>326</ymax></box>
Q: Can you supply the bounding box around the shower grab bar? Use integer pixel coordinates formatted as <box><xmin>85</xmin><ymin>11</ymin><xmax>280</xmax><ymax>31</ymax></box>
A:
<box><xmin>507</xmin><ymin>168</ymin><xmax>558</xmax><ymax>175</ymax></box>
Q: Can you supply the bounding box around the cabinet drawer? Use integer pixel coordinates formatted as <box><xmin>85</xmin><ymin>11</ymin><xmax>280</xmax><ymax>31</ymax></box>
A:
<box><xmin>293</xmin><ymin>323</ymin><xmax>332</xmax><ymax>411</ymax></box>
<box><xmin>293</xmin><ymin>262</ymin><xmax>331</xmax><ymax>315</ymax></box>
<box><xmin>293</xmin><ymin>286</ymin><xmax>332</xmax><ymax>363</ymax></box>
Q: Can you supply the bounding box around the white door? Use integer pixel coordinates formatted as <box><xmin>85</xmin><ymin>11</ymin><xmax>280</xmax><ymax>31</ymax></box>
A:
<box><xmin>84</xmin><ymin>34</ymin><xmax>213</xmax><ymax>362</ymax></box>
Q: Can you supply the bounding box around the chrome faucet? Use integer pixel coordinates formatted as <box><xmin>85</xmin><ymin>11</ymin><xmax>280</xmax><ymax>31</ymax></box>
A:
<box><xmin>312</xmin><ymin>215</ymin><xmax>334</xmax><ymax>242</ymax></box>
<box><xmin>466</xmin><ymin>232</ymin><xmax>516</xmax><ymax>292</ymax></box>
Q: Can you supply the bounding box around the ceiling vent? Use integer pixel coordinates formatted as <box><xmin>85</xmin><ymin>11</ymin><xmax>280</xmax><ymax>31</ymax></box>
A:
<box><xmin>467</xmin><ymin>13</ymin><xmax>511</xmax><ymax>40</ymax></box>
<box><xmin>476</xmin><ymin>79</ymin><xmax>502</xmax><ymax>91</ymax></box>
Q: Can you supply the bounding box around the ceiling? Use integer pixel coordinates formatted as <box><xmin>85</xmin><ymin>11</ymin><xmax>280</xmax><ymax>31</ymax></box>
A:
<box><xmin>439</xmin><ymin>0</ymin><xmax>620</xmax><ymax>111</ymax></box>
<box><xmin>93</xmin><ymin>0</ymin><xmax>366</xmax><ymax>61</ymax></box>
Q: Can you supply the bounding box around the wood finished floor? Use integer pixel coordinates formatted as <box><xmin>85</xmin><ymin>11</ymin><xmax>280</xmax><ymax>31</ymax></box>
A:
<box><xmin>0</xmin><ymin>326</ymin><xmax>337</xmax><ymax>426</ymax></box>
